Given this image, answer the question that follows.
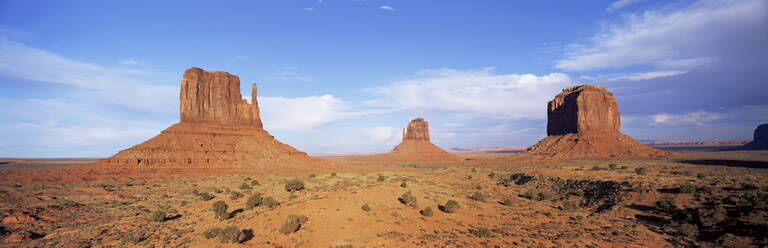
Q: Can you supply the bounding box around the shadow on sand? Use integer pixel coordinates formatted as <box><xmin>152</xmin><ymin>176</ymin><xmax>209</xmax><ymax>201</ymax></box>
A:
<box><xmin>675</xmin><ymin>159</ymin><xmax>768</xmax><ymax>169</ymax></box>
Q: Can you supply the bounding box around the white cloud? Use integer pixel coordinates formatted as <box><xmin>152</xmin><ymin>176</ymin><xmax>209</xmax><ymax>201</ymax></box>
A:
<box><xmin>598</xmin><ymin>70</ymin><xmax>687</xmax><ymax>81</ymax></box>
<box><xmin>366</xmin><ymin>68</ymin><xmax>573</xmax><ymax>120</ymax></box>
<box><xmin>606</xmin><ymin>0</ymin><xmax>645</xmax><ymax>12</ymax></box>
<box><xmin>237</xmin><ymin>54</ymin><xmax>252</xmax><ymax>61</ymax></box>
<box><xmin>264</xmin><ymin>66</ymin><xmax>315</xmax><ymax>82</ymax></box>
<box><xmin>259</xmin><ymin>95</ymin><xmax>365</xmax><ymax>132</ymax></box>
<box><xmin>647</xmin><ymin>111</ymin><xmax>726</xmax><ymax>126</ymax></box>
<box><xmin>119</xmin><ymin>58</ymin><xmax>142</xmax><ymax>65</ymax></box>
<box><xmin>558</xmin><ymin>0</ymin><xmax>767</xmax><ymax>71</ymax></box>
<box><xmin>304</xmin><ymin>8</ymin><xmax>314</xmax><ymax>11</ymax></box>
<box><xmin>380</xmin><ymin>5</ymin><xmax>395</xmax><ymax>11</ymax></box>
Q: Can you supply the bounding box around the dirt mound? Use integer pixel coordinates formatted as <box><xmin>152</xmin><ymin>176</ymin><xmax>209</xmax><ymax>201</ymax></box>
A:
<box><xmin>526</xmin><ymin>85</ymin><xmax>667</xmax><ymax>159</ymax></box>
<box><xmin>81</xmin><ymin>67</ymin><xmax>337</xmax><ymax>169</ymax></box>
<box><xmin>351</xmin><ymin>118</ymin><xmax>463</xmax><ymax>162</ymax></box>
<box><xmin>740</xmin><ymin>123</ymin><xmax>768</xmax><ymax>150</ymax></box>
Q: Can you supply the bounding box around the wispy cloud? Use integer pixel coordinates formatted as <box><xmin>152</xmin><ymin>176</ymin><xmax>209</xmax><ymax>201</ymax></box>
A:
<box><xmin>263</xmin><ymin>66</ymin><xmax>315</xmax><ymax>83</ymax></box>
<box><xmin>606</xmin><ymin>0</ymin><xmax>645</xmax><ymax>12</ymax></box>
<box><xmin>259</xmin><ymin>95</ymin><xmax>366</xmax><ymax>132</ymax></box>
<box><xmin>236</xmin><ymin>54</ymin><xmax>252</xmax><ymax>61</ymax></box>
<box><xmin>380</xmin><ymin>5</ymin><xmax>395</xmax><ymax>11</ymax></box>
<box><xmin>303</xmin><ymin>8</ymin><xmax>314</xmax><ymax>11</ymax></box>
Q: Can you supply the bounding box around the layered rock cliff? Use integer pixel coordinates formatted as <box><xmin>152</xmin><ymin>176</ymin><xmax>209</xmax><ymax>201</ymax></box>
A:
<box><xmin>740</xmin><ymin>123</ymin><xmax>768</xmax><ymax>150</ymax></box>
<box><xmin>86</xmin><ymin>67</ymin><xmax>336</xmax><ymax>169</ymax></box>
<box><xmin>527</xmin><ymin>85</ymin><xmax>668</xmax><ymax>159</ymax></box>
<box><xmin>402</xmin><ymin>118</ymin><xmax>430</xmax><ymax>142</ymax></box>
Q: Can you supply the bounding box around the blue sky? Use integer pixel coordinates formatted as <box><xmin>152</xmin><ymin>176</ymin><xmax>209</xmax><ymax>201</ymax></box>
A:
<box><xmin>1</xmin><ymin>0</ymin><xmax>766</xmax><ymax>157</ymax></box>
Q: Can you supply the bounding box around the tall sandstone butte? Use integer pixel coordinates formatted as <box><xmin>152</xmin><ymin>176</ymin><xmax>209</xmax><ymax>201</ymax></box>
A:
<box><xmin>740</xmin><ymin>123</ymin><xmax>768</xmax><ymax>150</ymax></box>
<box><xmin>526</xmin><ymin>85</ymin><xmax>668</xmax><ymax>159</ymax></box>
<box><xmin>86</xmin><ymin>67</ymin><xmax>336</xmax><ymax>169</ymax></box>
<box><xmin>352</xmin><ymin>118</ymin><xmax>463</xmax><ymax>162</ymax></box>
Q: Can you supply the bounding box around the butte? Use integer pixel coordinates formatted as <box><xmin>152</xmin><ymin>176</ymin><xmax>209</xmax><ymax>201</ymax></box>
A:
<box><xmin>525</xmin><ymin>84</ymin><xmax>668</xmax><ymax>159</ymax></box>
<box><xmin>83</xmin><ymin>67</ymin><xmax>337</xmax><ymax>169</ymax></box>
<box><xmin>352</xmin><ymin>118</ymin><xmax>463</xmax><ymax>162</ymax></box>
<box><xmin>739</xmin><ymin>123</ymin><xmax>768</xmax><ymax>150</ymax></box>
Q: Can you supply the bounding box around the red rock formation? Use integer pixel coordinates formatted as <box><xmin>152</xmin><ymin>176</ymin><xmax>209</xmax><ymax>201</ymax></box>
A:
<box><xmin>527</xmin><ymin>85</ymin><xmax>668</xmax><ymax>159</ymax></box>
<box><xmin>85</xmin><ymin>67</ymin><xmax>336</xmax><ymax>169</ymax></box>
<box><xmin>351</xmin><ymin>118</ymin><xmax>463</xmax><ymax>162</ymax></box>
<box><xmin>740</xmin><ymin>123</ymin><xmax>768</xmax><ymax>150</ymax></box>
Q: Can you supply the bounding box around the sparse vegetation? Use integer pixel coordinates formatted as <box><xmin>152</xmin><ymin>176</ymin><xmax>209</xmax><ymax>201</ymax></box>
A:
<box><xmin>420</xmin><ymin>207</ymin><xmax>434</xmax><ymax>217</ymax></box>
<box><xmin>263</xmin><ymin>196</ymin><xmax>280</xmax><ymax>208</ymax></box>
<box><xmin>245</xmin><ymin>194</ymin><xmax>262</xmax><ymax>209</ymax></box>
<box><xmin>521</xmin><ymin>190</ymin><xmax>552</xmax><ymax>201</ymax></box>
<box><xmin>200</xmin><ymin>192</ymin><xmax>214</xmax><ymax>201</ymax></box>
<box><xmin>677</xmin><ymin>182</ymin><xmax>696</xmax><ymax>194</ymax></box>
<box><xmin>398</xmin><ymin>191</ymin><xmax>417</xmax><ymax>207</ymax></box>
<box><xmin>239</xmin><ymin>183</ymin><xmax>251</xmax><ymax>190</ymax></box>
<box><xmin>400</xmin><ymin>182</ymin><xmax>407</xmax><ymax>188</ymax></box>
<box><xmin>655</xmin><ymin>198</ymin><xmax>677</xmax><ymax>213</ymax></box>
<box><xmin>250</xmin><ymin>180</ymin><xmax>260</xmax><ymax>186</ymax></box>
<box><xmin>442</xmin><ymin>200</ymin><xmax>460</xmax><ymax>213</ymax></box>
<box><xmin>309</xmin><ymin>174</ymin><xmax>316</xmax><ymax>178</ymax></box>
<box><xmin>149</xmin><ymin>210</ymin><xmax>166</xmax><ymax>222</ymax></box>
<box><xmin>377</xmin><ymin>175</ymin><xmax>386</xmax><ymax>182</ymax></box>
<box><xmin>203</xmin><ymin>228</ymin><xmax>222</xmax><ymax>239</ymax></box>
<box><xmin>469</xmin><ymin>192</ymin><xmax>485</xmax><ymax>202</ymax></box>
<box><xmin>230</xmin><ymin>191</ymin><xmax>244</xmax><ymax>199</ymax></box>
<box><xmin>608</xmin><ymin>163</ymin><xmax>618</xmax><ymax>170</ymax></box>
<box><xmin>12</xmin><ymin>183</ymin><xmax>22</xmax><ymax>188</ymax></box>
<box><xmin>331</xmin><ymin>172</ymin><xmax>337</xmax><ymax>177</ymax></box>
<box><xmin>205</xmin><ymin>226</ymin><xmax>247</xmax><ymax>243</ymax></box>
<box><xmin>635</xmin><ymin>167</ymin><xmax>648</xmax><ymax>175</ymax></box>
<box><xmin>470</xmin><ymin>227</ymin><xmax>492</xmax><ymax>238</ymax></box>
<box><xmin>213</xmin><ymin>201</ymin><xmax>229</xmax><ymax>220</ymax></box>
<box><xmin>500</xmin><ymin>198</ymin><xmax>514</xmax><ymax>206</ymax></box>
<box><xmin>361</xmin><ymin>203</ymin><xmax>371</xmax><ymax>212</ymax></box>
<box><xmin>280</xmin><ymin>215</ymin><xmax>309</xmax><ymax>235</ymax></box>
<box><xmin>285</xmin><ymin>178</ymin><xmax>305</xmax><ymax>192</ymax></box>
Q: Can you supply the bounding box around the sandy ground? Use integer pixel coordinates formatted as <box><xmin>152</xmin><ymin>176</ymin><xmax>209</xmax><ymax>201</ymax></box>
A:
<box><xmin>0</xmin><ymin>148</ymin><xmax>767</xmax><ymax>247</ymax></box>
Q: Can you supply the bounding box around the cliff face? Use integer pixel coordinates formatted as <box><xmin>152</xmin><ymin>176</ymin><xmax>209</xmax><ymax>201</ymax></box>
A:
<box><xmin>86</xmin><ymin>67</ymin><xmax>336</xmax><ymax>169</ymax></box>
<box><xmin>740</xmin><ymin>123</ymin><xmax>768</xmax><ymax>150</ymax></box>
<box><xmin>351</xmin><ymin>117</ymin><xmax>462</xmax><ymax>162</ymax></box>
<box><xmin>528</xmin><ymin>84</ymin><xmax>668</xmax><ymax>159</ymax></box>
<box><xmin>180</xmin><ymin>67</ymin><xmax>261</xmax><ymax>126</ymax></box>
<box><xmin>403</xmin><ymin>118</ymin><xmax>430</xmax><ymax>142</ymax></box>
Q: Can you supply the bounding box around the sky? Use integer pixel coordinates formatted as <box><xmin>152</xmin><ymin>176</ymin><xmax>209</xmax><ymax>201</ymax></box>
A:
<box><xmin>0</xmin><ymin>0</ymin><xmax>766</xmax><ymax>157</ymax></box>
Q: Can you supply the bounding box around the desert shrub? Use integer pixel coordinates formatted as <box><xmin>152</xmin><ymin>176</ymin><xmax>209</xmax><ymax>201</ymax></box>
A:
<box><xmin>288</xmin><ymin>194</ymin><xmax>298</xmax><ymax>200</ymax></box>
<box><xmin>488</xmin><ymin>172</ymin><xmax>496</xmax><ymax>178</ymax></box>
<box><xmin>284</xmin><ymin>179</ymin><xmax>305</xmax><ymax>192</ymax></box>
<box><xmin>655</xmin><ymin>198</ymin><xmax>677</xmax><ymax>213</ymax></box>
<box><xmin>562</xmin><ymin>201</ymin><xmax>579</xmax><ymax>210</ymax></box>
<box><xmin>475</xmin><ymin>185</ymin><xmax>482</xmax><ymax>190</ymax></box>
<box><xmin>677</xmin><ymin>182</ymin><xmax>696</xmax><ymax>194</ymax></box>
<box><xmin>309</xmin><ymin>174</ymin><xmax>316</xmax><ymax>178</ymax></box>
<box><xmin>218</xmin><ymin>225</ymin><xmax>247</xmax><ymax>243</ymax></box>
<box><xmin>377</xmin><ymin>175</ymin><xmax>386</xmax><ymax>182</ymax></box>
<box><xmin>398</xmin><ymin>191</ymin><xmax>417</xmax><ymax>207</ymax></box>
<box><xmin>399</xmin><ymin>182</ymin><xmax>407</xmax><ymax>188</ymax></box>
<box><xmin>469</xmin><ymin>192</ymin><xmax>485</xmax><ymax>202</ymax></box>
<box><xmin>331</xmin><ymin>172</ymin><xmax>337</xmax><ymax>177</ymax></box>
<box><xmin>635</xmin><ymin>167</ymin><xmax>648</xmax><ymax>175</ymax></box>
<box><xmin>245</xmin><ymin>194</ymin><xmax>263</xmax><ymax>209</ymax></box>
<box><xmin>244</xmin><ymin>177</ymin><xmax>252</xmax><ymax>181</ymax></box>
<box><xmin>213</xmin><ymin>201</ymin><xmax>229</xmax><ymax>220</ymax></box>
<box><xmin>442</xmin><ymin>200</ymin><xmax>460</xmax><ymax>213</ymax></box>
<box><xmin>742</xmin><ymin>183</ymin><xmax>759</xmax><ymax>190</ymax></box>
<box><xmin>696</xmin><ymin>173</ymin><xmax>706</xmax><ymax>179</ymax></box>
<box><xmin>620</xmin><ymin>165</ymin><xmax>629</xmax><ymax>170</ymax></box>
<box><xmin>250</xmin><ymin>180</ymin><xmax>260</xmax><ymax>186</ymax></box>
<box><xmin>262</xmin><ymin>196</ymin><xmax>280</xmax><ymax>208</ymax></box>
<box><xmin>470</xmin><ymin>228</ymin><xmax>492</xmax><ymax>238</ymax></box>
<box><xmin>608</xmin><ymin>163</ymin><xmax>618</xmax><ymax>170</ymax></box>
<box><xmin>419</xmin><ymin>207</ymin><xmax>434</xmax><ymax>217</ymax></box>
<box><xmin>280</xmin><ymin>215</ymin><xmax>309</xmax><ymax>235</ymax></box>
<box><xmin>521</xmin><ymin>190</ymin><xmax>552</xmax><ymax>201</ymax></box>
<box><xmin>743</xmin><ymin>191</ymin><xmax>767</xmax><ymax>210</ymax></box>
<box><xmin>500</xmin><ymin>198</ymin><xmax>514</xmax><ymax>206</ymax></box>
<box><xmin>200</xmin><ymin>192</ymin><xmax>214</xmax><ymax>201</ymax></box>
<box><xmin>679</xmin><ymin>223</ymin><xmax>698</xmax><ymax>238</ymax></box>
<box><xmin>12</xmin><ymin>183</ymin><xmax>22</xmax><ymax>188</ymax></box>
<box><xmin>214</xmin><ymin>188</ymin><xmax>224</xmax><ymax>193</ymax></box>
<box><xmin>698</xmin><ymin>204</ymin><xmax>727</xmax><ymax>227</ymax></box>
<box><xmin>361</xmin><ymin>203</ymin><xmax>371</xmax><ymax>212</ymax></box>
<box><xmin>149</xmin><ymin>210</ymin><xmax>166</xmax><ymax>222</ymax></box>
<box><xmin>230</xmin><ymin>191</ymin><xmax>244</xmax><ymax>200</ymax></box>
<box><xmin>203</xmin><ymin>227</ymin><xmax>223</xmax><ymax>239</ymax></box>
<box><xmin>239</xmin><ymin>183</ymin><xmax>251</xmax><ymax>190</ymax></box>
<box><xmin>591</xmin><ymin>165</ymin><xmax>604</xmax><ymax>171</ymax></box>
<box><xmin>471</xmin><ymin>168</ymin><xmax>477</xmax><ymax>172</ymax></box>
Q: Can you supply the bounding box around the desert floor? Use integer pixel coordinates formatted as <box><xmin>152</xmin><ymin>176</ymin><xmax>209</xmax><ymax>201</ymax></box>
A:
<box><xmin>1</xmin><ymin>147</ymin><xmax>767</xmax><ymax>248</ymax></box>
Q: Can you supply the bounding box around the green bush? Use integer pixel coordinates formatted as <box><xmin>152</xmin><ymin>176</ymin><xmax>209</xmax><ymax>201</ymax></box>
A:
<box><xmin>655</xmin><ymin>198</ymin><xmax>677</xmax><ymax>213</ymax></box>
<box><xmin>419</xmin><ymin>207</ymin><xmax>434</xmax><ymax>217</ymax></box>
<box><xmin>677</xmin><ymin>182</ymin><xmax>696</xmax><ymax>194</ymax></box>
<box><xmin>149</xmin><ymin>210</ymin><xmax>166</xmax><ymax>222</ymax></box>
<box><xmin>262</xmin><ymin>196</ymin><xmax>280</xmax><ymax>208</ymax></box>
<box><xmin>521</xmin><ymin>190</ymin><xmax>552</xmax><ymax>201</ymax></box>
<box><xmin>361</xmin><ymin>203</ymin><xmax>371</xmax><ymax>212</ymax></box>
<box><xmin>250</xmin><ymin>180</ymin><xmax>260</xmax><ymax>186</ymax></box>
<box><xmin>679</xmin><ymin>223</ymin><xmax>698</xmax><ymax>238</ymax></box>
<box><xmin>696</xmin><ymin>173</ymin><xmax>706</xmax><ymax>179</ymax></box>
<box><xmin>213</xmin><ymin>201</ymin><xmax>229</xmax><ymax>220</ymax></box>
<box><xmin>200</xmin><ymin>192</ymin><xmax>214</xmax><ymax>201</ymax></box>
<box><xmin>12</xmin><ymin>183</ymin><xmax>22</xmax><ymax>188</ymax></box>
<box><xmin>469</xmin><ymin>192</ymin><xmax>485</xmax><ymax>202</ymax></box>
<box><xmin>245</xmin><ymin>194</ymin><xmax>263</xmax><ymax>209</ymax></box>
<box><xmin>203</xmin><ymin>227</ymin><xmax>223</xmax><ymax>239</ymax></box>
<box><xmin>500</xmin><ymin>198</ymin><xmax>514</xmax><ymax>206</ymax></box>
<box><xmin>398</xmin><ymin>191</ymin><xmax>417</xmax><ymax>207</ymax></box>
<box><xmin>487</xmin><ymin>172</ymin><xmax>496</xmax><ymax>178</ymax></box>
<box><xmin>620</xmin><ymin>165</ymin><xmax>629</xmax><ymax>170</ymax></box>
<box><xmin>377</xmin><ymin>175</ymin><xmax>386</xmax><ymax>182</ymax></box>
<box><xmin>280</xmin><ymin>215</ymin><xmax>309</xmax><ymax>235</ymax></box>
<box><xmin>442</xmin><ymin>200</ymin><xmax>460</xmax><ymax>213</ymax></box>
<box><xmin>219</xmin><ymin>225</ymin><xmax>247</xmax><ymax>243</ymax></box>
<box><xmin>635</xmin><ymin>167</ymin><xmax>649</xmax><ymax>175</ymax></box>
<box><xmin>470</xmin><ymin>227</ymin><xmax>492</xmax><ymax>238</ymax></box>
<box><xmin>698</xmin><ymin>204</ymin><xmax>727</xmax><ymax>227</ymax></box>
<box><xmin>239</xmin><ymin>183</ymin><xmax>251</xmax><ymax>190</ymax></box>
<box><xmin>608</xmin><ymin>163</ymin><xmax>618</xmax><ymax>170</ymax></box>
<box><xmin>285</xmin><ymin>178</ymin><xmax>305</xmax><ymax>192</ymax></box>
<box><xmin>591</xmin><ymin>165</ymin><xmax>604</xmax><ymax>171</ymax></box>
<box><xmin>230</xmin><ymin>191</ymin><xmax>244</xmax><ymax>200</ymax></box>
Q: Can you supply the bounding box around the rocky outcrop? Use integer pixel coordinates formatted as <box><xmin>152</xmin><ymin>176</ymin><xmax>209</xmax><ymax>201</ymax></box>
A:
<box><xmin>740</xmin><ymin>123</ymin><xmax>768</xmax><ymax>150</ymax></box>
<box><xmin>351</xmin><ymin>118</ymin><xmax>463</xmax><ymax>162</ymax></box>
<box><xmin>85</xmin><ymin>67</ymin><xmax>336</xmax><ymax>169</ymax></box>
<box><xmin>527</xmin><ymin>85</ymin><xmax>668</xmax><ymax>159</ymax></box>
